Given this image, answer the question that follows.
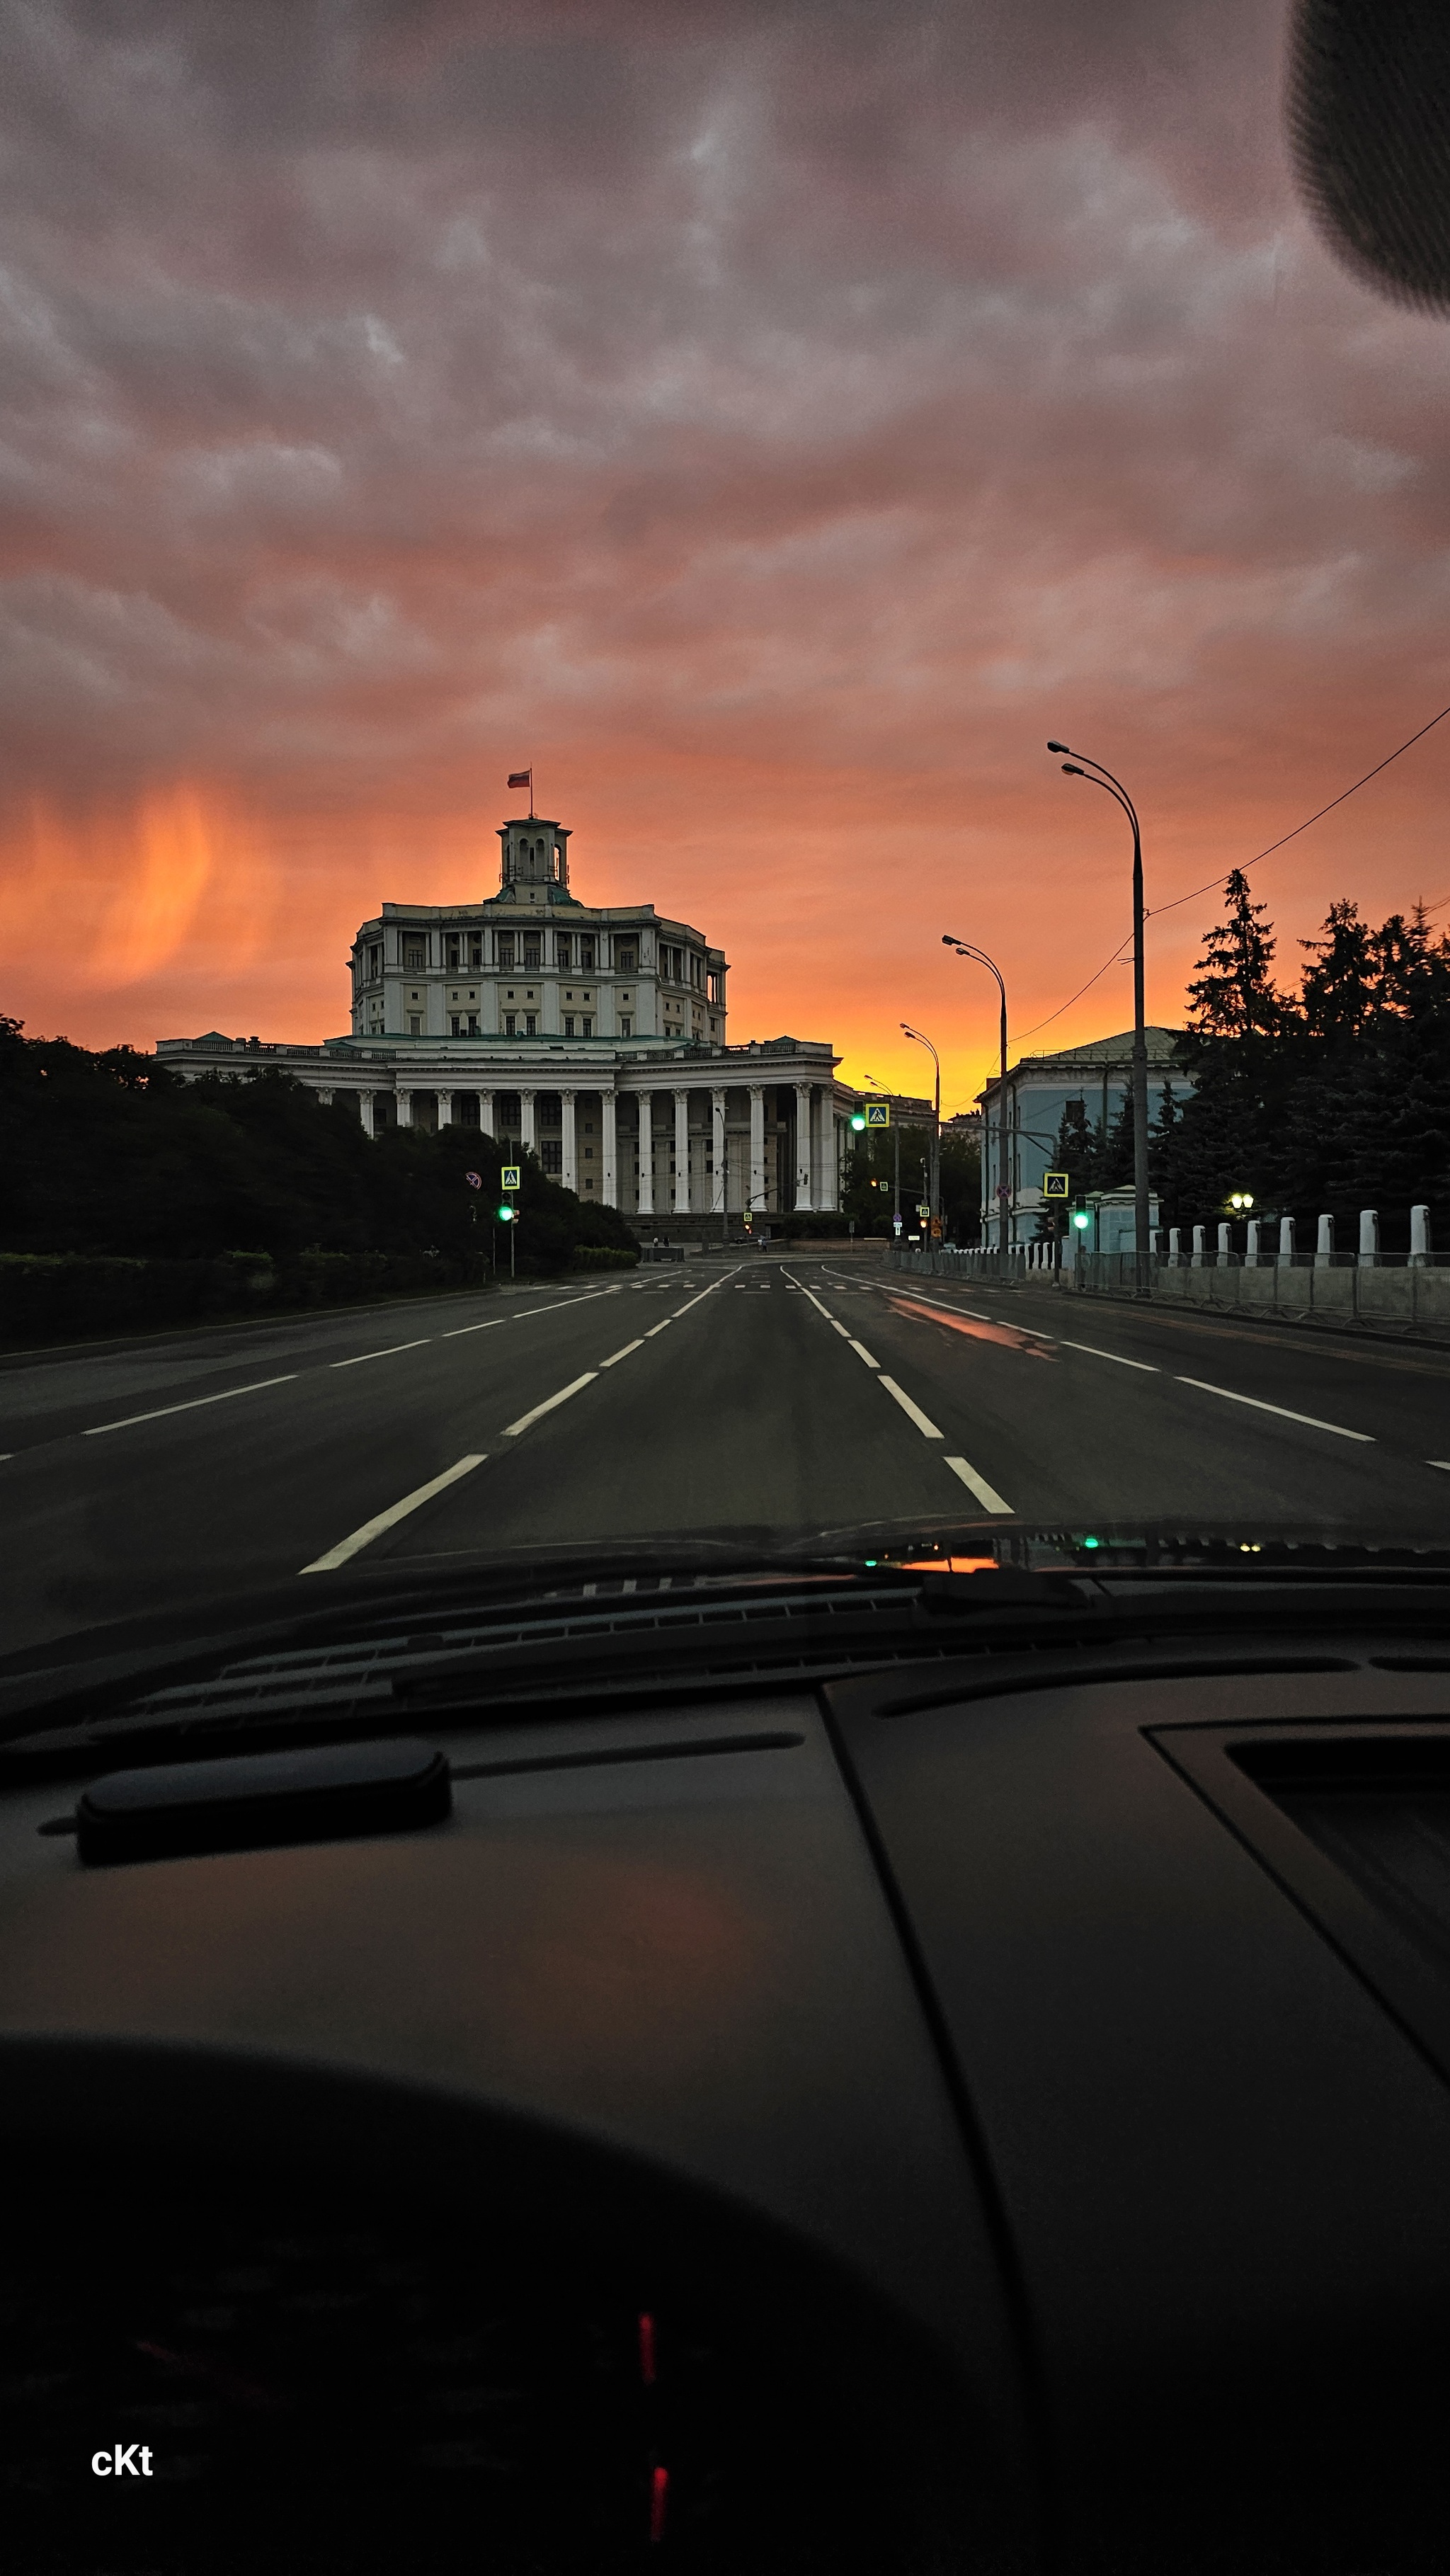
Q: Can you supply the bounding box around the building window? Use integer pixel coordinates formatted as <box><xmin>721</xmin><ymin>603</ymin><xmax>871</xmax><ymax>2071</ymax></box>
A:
<box><xmin>445</xmin><ymin>934</ymin><xmax>461</xmax><ymax>969</ymax></box>
<box><xmin>525</xmin><ymin>1013</ymin><xmax>537</xmax><ymax>1037</ymax></box>
<box><xmin>409</xmin><ymin>1015</ymin><xmax>423</xmax><ymax>1036</ymax></box>
<box><xmin>564</xmin><ymin>1016</ymin><xmax>575</xmax><ymax>1037</ymax></box>
<box><xmin>504</xmin><ymin>1013</ymin><xmax>516</xmax><ymax>1036</ymax></box>
<box><xmin>404</xmin><ymin>938</ymin><xmax>426</xmax><ymax>971</ymax></box>
<box><xmin>579</xmin><ymin>937</ymin><xmax>595</xmax><ymax>969</ymax></box>
<box><xmin>450</xmin><ymin>1015</ymin><xmax>462</xmax><ymax>1036</ymax></box>
<box><xmin>523</xmin><ymin>934</ymin><xmax>542</xmax><ymax>970</ymax></box>
<box><xmin>556</xmin><ymin>935</ymin><xmax>571</xmax><ymax>969</ymax></box>
<box><xmin>468</xmin><ymin>1015</ymin><xmax>479</xmax><ymax>1035</ymax></box>
<box><xmin>541</xmin><ymin>1140</ymin><xmax>562</xmax><ymax>1174</ymax></box>
<box><xmin>469</xmin><ymin>935</ymin><xmax>483</xmax><ymax>969</ymax></box>
<box><xmin>581</xmin><ymin>1017</ymin><xmax>593</xmax><ymax>1037</ymax></box>
<box><xmin>497</xmin><ymin>934</ymin><xmax>516</xmax><ymax>970</ymax></box>
<box><xmin>620</xmin><ymin>1017</ymin><xmax>632</xmax><ymax>1037</ymax></box>
<box><xmin>584</xmin><ymin>1178</ymin><xmax>594</xmax><ymax>1190</ymax></box>
<box><xmin>615</xmin><ymin>939</ymin><xmax>637</xmax><ymax>972</ymax></box>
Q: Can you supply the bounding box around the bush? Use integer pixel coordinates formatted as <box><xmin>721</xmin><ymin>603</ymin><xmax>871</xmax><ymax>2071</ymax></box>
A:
<box><xmin>572</xmin><ymin>1243</ymin><xmax>639</xmax><ymax>1269</ymax></box>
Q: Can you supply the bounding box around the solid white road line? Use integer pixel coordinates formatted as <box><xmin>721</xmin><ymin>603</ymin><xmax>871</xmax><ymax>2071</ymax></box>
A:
<box><xmin>944</xmin><ymin>1454</ymin><xmax>1014</xmax><ymax>1513</ymax></box>
<box><xmin>300</xmin><ymin>1452</ymin><xmax>487</xmax><ymax>1573</ymax></box>
<box><xmin>1059</xmin><ymin>1340</ymin><xmax>1159</xmax><ymax>1372</ymax></box>
<box><xmin>504</xmin><ymin>1373</ymin><xmax>598</xmax><ymax>1435</ymax></box>
<box><xmin>331</xmin><ymin>1339</ymin><xmax>431</xmax><ymax>1369</ymax></box>
<box><xmin>600</xmin><ymin>1339</ymin><xmax>644</xmax><ymax>1367</ymax></box>
<box><xmin>850</xmin><ymin>1340</ymin><xmax>881</xmax><ymax>1368</ymax></box>
<box><xmin>1176</xmin><ymin>1377</ymin><xmax>1374</xmax><ymax>1442</ymax></box>
<box><xmin>879</xmin><ymin>1376</ymin><xmax>944</xmax><ymax>1439</ymax></box>
<box><xmin>84</xmin><ymin>1374</ymin><xmax>298</xmax><ymax>1437</ymax></box>
<box><xmin>441</xmin><ymin>1318</ymin><xmax>509</xmax><ymax>1338</ymax></box>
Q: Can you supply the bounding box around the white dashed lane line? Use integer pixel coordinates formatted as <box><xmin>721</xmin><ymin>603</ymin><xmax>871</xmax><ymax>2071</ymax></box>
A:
<box><xmin>1058</xmin><ymin>1340</ymin><xmax>1159</xmax><ymax>1372</ymax></box>
<box><xmin>300</xmin><ymin>1452</ymin><xmax>488</xmax><ymax>1574</ymax></box>
<box><xmin>331</xmin><ymin>1339</ymin><xmax>432</xmax><ymax>1369</ymax></box>
<box><xmin>503</xmin><ymin>1373</ymin><xmax>598</xmax><ymax>1437</ymax></box>
<box><xmin>877</xmin><ymin>1377</ymin><xmax>944</xmax><ymax>1440</ymax></box>
<box><xmin>849</xmin><ymin>1341</ymin><xmax>880</xmax><ymax>1369</ymax></box>
<box><xmin>944</xmin><ymin>1454</ymin><xmax>1014</xmax><ymax>1513</ymax></box>
<box><xmin>600</xmin><ymin>1339</ymin><xmax>644</xmax><ymax>1368</ymax></box>
<box><xmin>84</xmin><ymin>1374</ymin><xmax>299</xmax><ymax>1437</ymax></box>
<box><xmin>1175</xmin><ymin>1377</ymin><xmax>1375</xmax><ymax>1443</ymax></box>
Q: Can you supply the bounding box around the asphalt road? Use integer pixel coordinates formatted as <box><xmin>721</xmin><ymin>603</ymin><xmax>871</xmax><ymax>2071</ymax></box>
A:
<box><xmin>1</xmin><ymin>1250</ymin><xmax>1448</xmax><ymax>1657</ymax></box>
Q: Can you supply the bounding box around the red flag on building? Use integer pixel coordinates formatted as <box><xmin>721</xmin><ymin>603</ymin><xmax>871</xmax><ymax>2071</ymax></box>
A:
<box><xmin>507</xmin><ymin>769</ymin><xmax>531</xmax><ymax>790</ymax></box>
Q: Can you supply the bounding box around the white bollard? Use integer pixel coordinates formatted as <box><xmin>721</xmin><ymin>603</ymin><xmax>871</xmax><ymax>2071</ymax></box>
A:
<box><xmin>1411</xmin><ymin>1204</ymin><xmax>1432</xmax><ymax>1266</ymax></box>
<box><xmin>1217</xmin><ymin>1221</ymin><xmax>1232</xmax><ymax>1263</ymax></box>
<box><xmin>1192</xmin><ymin>1224</ymin><xmax>1206</xmax><ymax>1267</ymax></box>
<box><xmin>1359</xmin><ymin>1208</ymin><xmax>1380</xmax><ymax>1267</ymax></box>
<box><xmin>1278</xmin><ymin>1215</ymin><xmax>1296</xmax><ymax>1268</ymax></box>
<box><xmin>1169</xmin><ymin>1226</ymin><xmax>1182</xmax><ymax>1263</ymax></box>
<box><xmin>1316</xmin><ymin>1213</ymin><xmax>1335</xmax><ymax>1267</ymax></box>
<box><xmin>1245</xmin><ymin>1218</ymin><xmax>1262</xmax><ymax>1265</ymax></box>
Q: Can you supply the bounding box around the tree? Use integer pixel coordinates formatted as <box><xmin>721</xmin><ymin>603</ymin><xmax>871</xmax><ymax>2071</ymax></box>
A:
<box><xmin>1299</xmin><ymin>899</ymin><xmax>1376</xmax><ymax>1044</ymax></box>
<box><xmin>1186</xmin><ymin>870</ymin><xmax>1290</xmax><ymax>1040</ymax></box>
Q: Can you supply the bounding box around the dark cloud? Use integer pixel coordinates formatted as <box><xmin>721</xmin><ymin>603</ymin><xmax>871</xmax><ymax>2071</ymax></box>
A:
<box><xmin>1</xmin><ymin>0</ymin><xmax>1449</xmax><ymax>1087</ymax></box>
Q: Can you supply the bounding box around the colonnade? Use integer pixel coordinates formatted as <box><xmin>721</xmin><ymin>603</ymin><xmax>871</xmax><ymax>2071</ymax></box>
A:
<box><xmin>322</xmin><ymin>1076</ymin><xmax>835</xmax><ymax>1216</ymax></box>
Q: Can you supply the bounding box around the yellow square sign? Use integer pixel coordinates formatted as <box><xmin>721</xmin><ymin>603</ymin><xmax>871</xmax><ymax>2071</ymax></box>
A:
<box><xmin>1042</xmin><ymin>1170</ymin><xmax>1070</xmax><ymax>1199</ymax></box>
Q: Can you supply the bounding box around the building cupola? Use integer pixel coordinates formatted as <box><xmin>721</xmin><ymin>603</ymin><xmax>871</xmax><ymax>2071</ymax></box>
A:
<box><xmin>498</xmin><ymin>816</ymin><xmax>570</xmax><ymax>899</ymax></box>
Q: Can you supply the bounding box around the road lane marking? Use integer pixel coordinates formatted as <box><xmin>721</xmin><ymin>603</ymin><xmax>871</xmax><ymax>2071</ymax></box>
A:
<box><xmin>1060</xmin><ymin>1340</ymin><xmax>1159</xmax><ymax>1372</ymax></box>
<box><xmin>644</xmin><ymin>1317</ymin><xmax>675</xmax><ymax>1338</ymax></box>
<box><xmin>944</xmin><ymin>1454</ymin><xmax>1014</xmax><ymax>1512</ymax></box>
<box><xmin>1428</xmin><ymin>1461</ymin><xmax>1450</xmax><ymax>1471</ymax></box>
<box><xmin>442</xmin><ymin>1318</ymin><xmax>509</xmax><ymax>1338</ymax></box>
<box><xmin>829</xmin><ymin>1319</ymin><xmax>852</xmax><ymax>1337</ymax></box>
<box><xmin>84</xmin><ymin>1374</ymin><xmax>298</xmax><ymax>1436</ymax></box>
<box><xmin>850</xmin><ymin>1341</ymin><xmax>880</xmax><ymax>1368</ymax></box>
<box><xmin>1175</xmin><ymin>1377</ymin><xmax>1374</xmax><ymax>1442</ymax></box>
<box><xmin>879</xmin><ymin>1376</ymin><xmax>944</xmax><ymax>1439</ymax></box>
<box><xmin>300</xmin><ymin>1453</ymin><xmax>487</xmax><ymax>1573</ymax></box>
<box><xmin>331</xmin><ymin>1339</ymin><xmax>431</xmax><ymax>1369</ymax></box>
<box><xmin>504</xmin><ymin>1372</ymin><xmax>598</xmax><ymax>1435</ymax></box>
<box><xmin>600</xmin><ymin>1339</ymin><xmax>644</xmax><ymax>1367</ymax></box>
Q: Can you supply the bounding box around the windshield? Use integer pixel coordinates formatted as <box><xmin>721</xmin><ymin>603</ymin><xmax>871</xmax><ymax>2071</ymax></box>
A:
<box><xmin>2</xmin><ymin>0</ymin><xmax>1448</xmax><ymax>1663</ymax></box>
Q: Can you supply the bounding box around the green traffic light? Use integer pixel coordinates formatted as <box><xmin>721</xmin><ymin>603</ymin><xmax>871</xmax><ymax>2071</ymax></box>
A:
<box><xmin>496</xmin><ymin>1204</ymin><xmax>515</xmax><ymax>1223</ymax></box>
<box><xmin>850</xmin><ymin>1112</ymin><xmax>867</xmax><ymax>1131</ymax></box>
<box><xmin>1072</xmin><ymin>1211</ymin><xmax>1090</xmax><ymax>1230</ymax></box>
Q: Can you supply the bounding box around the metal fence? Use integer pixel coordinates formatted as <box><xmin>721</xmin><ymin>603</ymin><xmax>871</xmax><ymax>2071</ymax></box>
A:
<box><xmin>886</xmin><ymin>1241</ymin><xmax>1450</xmax><ymax>1333</ymax></box>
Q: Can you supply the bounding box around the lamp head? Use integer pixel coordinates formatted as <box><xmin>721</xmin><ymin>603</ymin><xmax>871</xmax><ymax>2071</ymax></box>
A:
<box><xmin>1062</xmin><ymin>763</ymin><xmax>1083</xmax><ymax>776</ymax></box>
<box><xmin>1047</xmin><ymin>740</ymin><xmax>1070</xmax><ymax>754</ymax></box>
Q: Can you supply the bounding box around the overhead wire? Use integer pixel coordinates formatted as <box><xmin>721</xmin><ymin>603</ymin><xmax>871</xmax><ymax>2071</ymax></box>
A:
<box><xmin>1012</xmin><ymin>697</ymin><xmax>1450</xmax><ymax>1044</ymax></box>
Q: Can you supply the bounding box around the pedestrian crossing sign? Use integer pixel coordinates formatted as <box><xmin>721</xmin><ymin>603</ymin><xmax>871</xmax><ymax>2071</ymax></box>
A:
<box><xmin>1043</xmin><ymin>1170</ymin><xmax>1069</xmax><ymax>1198</ymax></box>
<box><xmin>864</xmin><ymin>1101</ymin><xmax>891</xmax><ymax>1127</ymax></box>
<box><xmin>501</xmin><ymin>1165</ymin><xmax>520</xmax><ymax>1190</ymax></box>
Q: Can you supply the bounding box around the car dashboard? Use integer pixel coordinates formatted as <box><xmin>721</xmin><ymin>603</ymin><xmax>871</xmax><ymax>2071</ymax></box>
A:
<box><xmin>5</xmin><ymin>1580</ymin><xmax>1450</xmax><ymax>2573</ymax></box>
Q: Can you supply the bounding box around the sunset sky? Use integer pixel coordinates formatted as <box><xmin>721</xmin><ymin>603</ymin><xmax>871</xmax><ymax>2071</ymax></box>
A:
<box><xmin>4</xmin><ymin>0</ymin><xmax>1450</xmax><ymax>1113</ymax></box>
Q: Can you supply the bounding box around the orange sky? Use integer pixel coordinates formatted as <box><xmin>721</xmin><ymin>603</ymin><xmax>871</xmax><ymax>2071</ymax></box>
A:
<box><xmin>4</xmin><ymin>0</ymin><xmax>1449</xmax><ymax>1114</ymax></box>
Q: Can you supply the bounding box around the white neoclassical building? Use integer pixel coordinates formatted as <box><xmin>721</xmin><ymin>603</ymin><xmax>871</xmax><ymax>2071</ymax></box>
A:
<box><xmin>158</xmin><ymin>809</ymin><xmax>846</xmax><ymax>1226</ymax></box>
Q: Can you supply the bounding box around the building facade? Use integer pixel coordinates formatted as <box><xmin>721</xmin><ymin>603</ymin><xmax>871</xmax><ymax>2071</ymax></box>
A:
<box><xmin>978</xmin><ymin>1027</ymin><xmax>1193</xmax><ymax>1247</ymax></box>
<box><xmin>159</xmin><ymin>812</ymin><xmax>846</xmax><ymax>1224</ymax></box>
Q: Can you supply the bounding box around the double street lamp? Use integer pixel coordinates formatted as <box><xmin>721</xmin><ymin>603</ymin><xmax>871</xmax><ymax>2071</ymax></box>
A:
<box><xmin>942</xmin><ymin>937</ymin><xmax>1010</xmax><ymax>1250</ymax></box>
<box><xmin>900</xmin><ymin>1024</ymin><xmax>940</xmax><ymax>1234</ymax></box>
<box><xmin>1048</xmin><ymin>741</ymin><xmax>1150</xmax><ymax>1272</ymax></box>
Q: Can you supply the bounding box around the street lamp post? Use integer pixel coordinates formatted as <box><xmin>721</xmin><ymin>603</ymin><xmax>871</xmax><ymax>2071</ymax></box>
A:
<box><xmin>863</xmin><ymin>1071</ymin><xmax>901</xmax><ymax>1234</ymax></box>
<box><xmin>900</xmin><ymin>1025</ymin><xmax>941</xmax><ymax>1244</ymax></box>
<box><xmin>942</xmin><ymin>939</ymin><xmax>1009</xmax><ymax>1250</ymax></box>
<box><xmin>1048</xmin><ymin>741</ymin><xmax>1150</xmax><ymax>1281</ymax></box>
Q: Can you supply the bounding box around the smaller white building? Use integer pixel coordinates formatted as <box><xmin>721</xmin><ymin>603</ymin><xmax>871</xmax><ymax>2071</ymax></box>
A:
<box><xmin>978</xmin><ymin>1028</ymin><xmax>1193</xmax><ymax>1248</ymax></box>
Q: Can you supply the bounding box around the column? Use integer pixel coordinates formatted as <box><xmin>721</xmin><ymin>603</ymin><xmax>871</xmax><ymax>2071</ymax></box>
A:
<box><xmin>479</xmin><ymin>1090</ymin><xmax>496</xmax><ymax>1139</ymax></box>
<box><xmin>1191</xmin><ymin>1224</ymin><xmax>1205</xmax><ymax>1266</ymax></box>
<box><xmin>520</xmin><ymin>1090</ymin><xmax>536</xmax><ymax>1150</ymax></box>
<box><xmin>602</xmin><ymin>1090</ymin><xmax>618</xmax><ymax>1207</ymax></box>
<box><xmin>1216</xmin><ymin>1221</ymin><xmax>1231</xmax><ymax>1262</ymax></box>
<box><xmin>1245</xmin><ymin>1217</ymin><xmax>1262</xmax><ymax>1265</ymax></box>
<box><xmin>794</xmin><ymin>1082</ymin><xmax>814</xmax><ymax>1212</ymax></box>
<box><xmin>711</xmin><ymin>1088</ymin><xmax>726</xmax><ymax>1217</ymax></box>
<box><xmin>1168</xmin><ymin>1226</ymin><xmax>1182</xmax><ymax>1263</ymax></box>
<box><xmin>1359</xmin><ymin>1208</ymin><xmax>1380</xmax><ymax>1267</ymax></box>
<box><xmin>1315</xmin><ymin>1213</ymin><xmax>1335</xmax><ymax>1267</ymax></box>
<box><xmin>638</xmin><ymin>1093</ymin><xmax>653</xmax><ymax>1217</ymax></box>
<box><xmin>360</xmin><ymin>1090</ymin><xmax>375</xmax><ymax>1139</ymax></box>
<box><xmin>561</xmin><ymin>1090</ymin><xmax>578</xmax><ymax>1192</ymax></box>
<box><xmin>673</xmin><ymin>1088</ymin><xmax>690</xmax><ymax>1217</ymax></box>
<box><xmin>1278</xmin><ymin>1216</ymin><xmax>1296</xmax><ymax>1268</ymax></box>
<box><xmin>396</xmin><ymin>1090</ymin><xmax>413</xmax><ymax>1129</ymax></box>
<box><xmin>1411</xmin><ymin>1204</ymin><xmax>1432</xmax><ymax>1267</ymax></box>
<box><xmin>820</xmin><ymin>1110</ymin><xmax>840</xmax><ymax>1214</ymax></box>
<box><xmin>749</xmin><ymin>1086</ymin><xmax>765</xmax><ymax>1218</ymax></box>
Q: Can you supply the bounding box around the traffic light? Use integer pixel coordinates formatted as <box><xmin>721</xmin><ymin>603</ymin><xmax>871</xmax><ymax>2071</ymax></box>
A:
<box><xmin>850</xmin><ymin>1110</ymin><xmax>867</xmax><ymax>1132</ymax></box>
<box><xmin>496</xmin><ymin>1203</ymin><xmax>515</xmax><ymax>1224</ymax></box>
